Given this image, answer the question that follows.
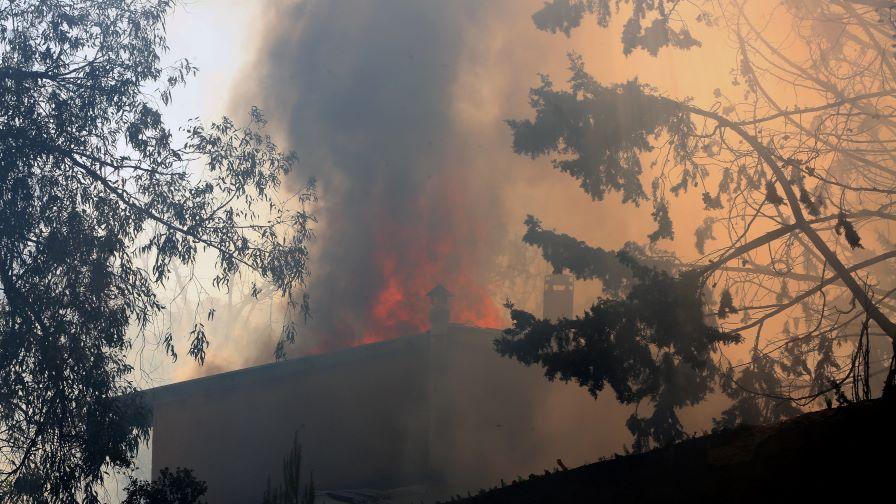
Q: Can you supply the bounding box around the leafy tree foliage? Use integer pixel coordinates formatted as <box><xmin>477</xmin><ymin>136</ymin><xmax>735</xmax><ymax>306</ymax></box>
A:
<box><xmin>499</xmin><ymin>0</ymin><xmax>896</xmax><ymax>450</ymax></box>
<box><xmin>508</xmin><ymin>58</ymin><xmax>691</xmax><ymax>206</ymax></box>
<box><xmin>714</xmin><ymin>348</ymin><xmax>803</xmax><ymax>430</ymax></box>
<box><xmin>522</xmin><ymin>216</ymin><xmax>632</xmax><ymax>293</ymax></box>
<box><xmin>499</xmin><ymin>254</ymin><xmax>741</xmax><ymax>451</ymax></box>
<box><xmin>532</xmin><ymin>0</ymin><xmax>703</xmax><ymax>55</ymax></box>
<box><xmin>122</xmin><ymin>468</ymin><xmax>207</xmax><ymax>504</ymax></box>
<box><xmin>0</xmin><ymin>0</ymin><xmax>314</xmax><ymax>500</ymax></box>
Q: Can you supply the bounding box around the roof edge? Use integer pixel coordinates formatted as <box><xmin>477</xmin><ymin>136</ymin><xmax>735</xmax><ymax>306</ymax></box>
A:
<box><xmin>140</xmin><ymin>323</ymin><xmax>499</xmax><ymax>405</ymax></box>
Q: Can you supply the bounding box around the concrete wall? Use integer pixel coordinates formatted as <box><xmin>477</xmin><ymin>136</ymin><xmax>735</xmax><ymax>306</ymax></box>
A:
<box><xmin>148</xmin><ymin>325</ymin><xmax>631</xmax><ymax>503</ymax></box>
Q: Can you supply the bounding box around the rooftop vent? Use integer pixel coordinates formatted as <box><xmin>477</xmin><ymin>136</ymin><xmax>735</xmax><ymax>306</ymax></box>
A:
<box><xmin>427</xmin><ymin>284</ymin><xmax>453</xmax><ymax>335</ymax></box>
<box><xmin>543</xmin><ymin>273</ymin><xmax>573</xmax><ymax>320</ymax></box>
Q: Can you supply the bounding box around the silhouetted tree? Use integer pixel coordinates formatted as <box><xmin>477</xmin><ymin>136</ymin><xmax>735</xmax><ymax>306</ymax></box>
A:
<box><xmin>0</xmin><ymin>0</ymin><xmax>314</xmax><ymax>500</ymax></box>
<box><xmin>261</xmin><ymin>434</ymin><xmax>315</xmax><ymax>504</ymax></box>
<box><xmin>122</xmin><ymin>468</ymin><xmax>207</xmax><ymax>504</ymax></box>
<box><xmin>498</xmin><ymin>0</ymin><xmax>896</xmax><ymax>450</ymax></box>
<box><xmin>531</xmin><ymin>0</ymin><xmax>702</xmax><ymax>55</ymax></box>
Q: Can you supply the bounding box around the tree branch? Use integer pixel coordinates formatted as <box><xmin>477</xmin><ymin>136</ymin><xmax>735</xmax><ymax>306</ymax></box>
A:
<box><xmin>685</xmin><ymin>102</ymin><xmax>896</xmax><ymax>340</ymax></box>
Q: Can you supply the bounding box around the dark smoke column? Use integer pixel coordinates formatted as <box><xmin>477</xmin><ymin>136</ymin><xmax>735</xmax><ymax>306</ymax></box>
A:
<box><xmin>248</xmin><ymin>0</ymin><xmax>505</xmax><ymax>352</ymax></box>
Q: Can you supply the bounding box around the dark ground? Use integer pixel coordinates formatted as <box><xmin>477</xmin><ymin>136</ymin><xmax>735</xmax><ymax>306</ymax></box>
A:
<box><xmin>449</xmin><ymin>397</ymin><xmax>896</xmax><ymax>503</ymax></box>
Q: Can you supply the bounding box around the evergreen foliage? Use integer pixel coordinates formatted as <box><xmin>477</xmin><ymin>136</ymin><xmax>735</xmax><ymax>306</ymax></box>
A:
<box><xmin>498</xmin><ymin>0</ymin><xmax>896</xmax><ymax>450</ymax></box>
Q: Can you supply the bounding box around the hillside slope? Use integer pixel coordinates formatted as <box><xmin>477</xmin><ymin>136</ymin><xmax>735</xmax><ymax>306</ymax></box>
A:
<box><xmin>455</xmin><ymin>398</ymin><xmax>896</xmax><ymax>503</ymax></box>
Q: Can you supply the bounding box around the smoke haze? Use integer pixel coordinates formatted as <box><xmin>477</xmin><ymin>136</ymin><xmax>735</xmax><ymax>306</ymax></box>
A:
<box><xmin>242</xmin><ymin>0</ymin><xmax>532</xmax><ymax>351</ymax></box>
<box><xmin>218</xmin><ymin>0</ymin><xmax>741</xmax><ymax>362</ymax></box>
<box><xmin>132</xmin><ymin>0</ymin><xmax>755</xmax><ymax>492</ymax></box>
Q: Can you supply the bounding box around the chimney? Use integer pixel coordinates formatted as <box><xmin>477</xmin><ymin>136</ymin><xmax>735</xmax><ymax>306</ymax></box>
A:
<box><xmin>427</xmin><ymin>284</ymin><xmax>452</xmax><ymax>335</ymax></box>
<box><xmin>543</xmin><ymin>273</ymin><xmax>573</xmax><ymax>320</ymax></box>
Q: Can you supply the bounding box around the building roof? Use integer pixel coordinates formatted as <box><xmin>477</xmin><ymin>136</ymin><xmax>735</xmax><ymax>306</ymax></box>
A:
<box><xmin>141</xmin><ymin>324</ymin><xmax>495</xmax><ymax>405</ymax></box>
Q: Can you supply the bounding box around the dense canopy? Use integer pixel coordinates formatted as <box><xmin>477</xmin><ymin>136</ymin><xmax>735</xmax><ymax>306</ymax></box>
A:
<box><xmin>0</xmin><ymin>0</ymin><xmax>314</xmax><ymax>500</ymax></box>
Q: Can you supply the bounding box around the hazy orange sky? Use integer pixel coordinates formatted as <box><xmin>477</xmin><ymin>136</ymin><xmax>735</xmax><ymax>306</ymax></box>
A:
<box><xmin>150</xmin><ymin>0</ymin><xmax>799</xmax><ymax>382</ymax></box>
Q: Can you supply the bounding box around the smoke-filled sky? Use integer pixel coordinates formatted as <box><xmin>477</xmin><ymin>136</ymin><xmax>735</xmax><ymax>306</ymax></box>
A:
<box><xmin>155</xmin><ymin>0</ymin><xmax>745</xmax><ymax>380</ymax></box>
<box><xmin>244</xmin><ymin>0</ymin><xmax>513</xmax><ymax>351</ymax></box>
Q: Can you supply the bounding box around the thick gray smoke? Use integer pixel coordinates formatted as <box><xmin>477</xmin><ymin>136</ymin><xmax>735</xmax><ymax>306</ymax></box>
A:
<box><xmin>248</xmin><ymin>0</ymin><xmax>516</xmax><ymax>351</ymax></box>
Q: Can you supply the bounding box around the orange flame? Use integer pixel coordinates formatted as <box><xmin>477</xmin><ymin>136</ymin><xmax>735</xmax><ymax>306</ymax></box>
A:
<box><xmin>356</xmin><ymin>170</ymin><xmax>505</xmax><ymax>345</ymax></box>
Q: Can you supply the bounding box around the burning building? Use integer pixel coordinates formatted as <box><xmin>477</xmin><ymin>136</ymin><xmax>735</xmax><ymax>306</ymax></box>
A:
<box><xmin>145</xmin><ymin>288</ymin><xmax>627</xmax><ymax>503</ymax></box>
<box><xmin>147</xmin><ymin>5</ymin><xmax>618</xmax><ymax>496</ymax></box>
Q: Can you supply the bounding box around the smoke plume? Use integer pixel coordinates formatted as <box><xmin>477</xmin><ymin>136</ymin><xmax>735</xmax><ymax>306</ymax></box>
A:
<box><xmin>245</xmin><ymin>0</ymin><xmax>526</xmax><ymax>351</ymax></box>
